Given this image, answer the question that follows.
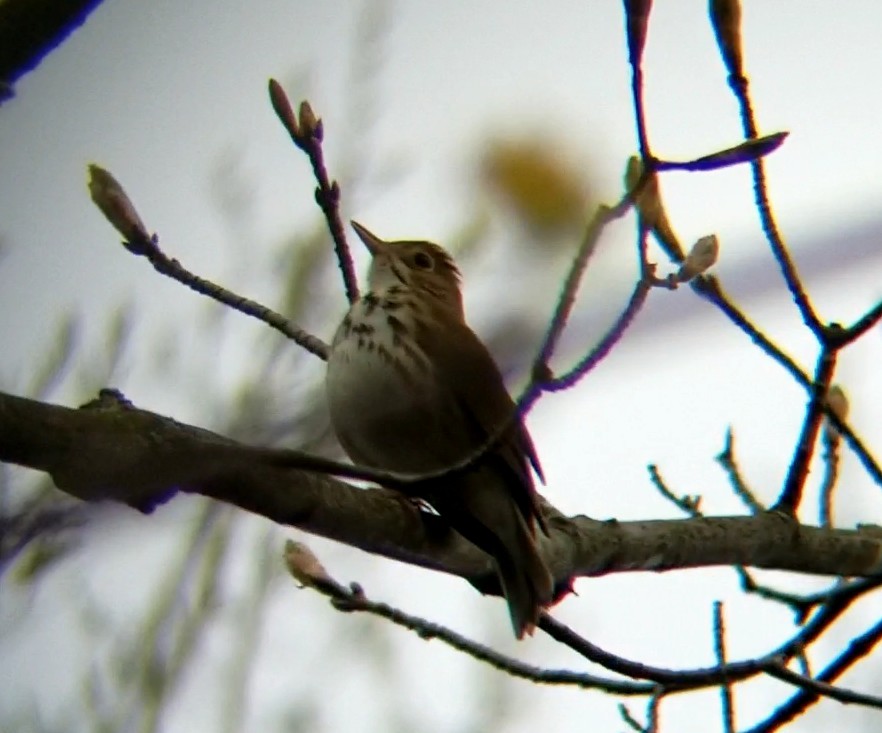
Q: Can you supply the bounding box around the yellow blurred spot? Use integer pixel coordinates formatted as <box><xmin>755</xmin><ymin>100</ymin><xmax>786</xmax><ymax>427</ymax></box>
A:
<box><xmin>481</xmin><ymin>138</ymin><xmax>589</xmax><ymax>237</ymax></box>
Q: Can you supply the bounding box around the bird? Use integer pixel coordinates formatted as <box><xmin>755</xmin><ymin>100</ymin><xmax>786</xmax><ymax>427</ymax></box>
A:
<box><xmin>325</xmin><ymin>220</ymin><xmax>553</xmax><ymax>638</ymax></box>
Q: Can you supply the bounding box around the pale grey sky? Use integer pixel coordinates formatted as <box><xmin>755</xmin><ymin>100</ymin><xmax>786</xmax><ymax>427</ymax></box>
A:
<box><xmin>2</xmin><ymin>2</ymin><xmax>882</xmax><ymax>732</ymax></box>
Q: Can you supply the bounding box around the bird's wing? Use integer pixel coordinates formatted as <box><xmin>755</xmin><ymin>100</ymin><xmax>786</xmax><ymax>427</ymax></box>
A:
<box><xmin>418</xmin><ymin>318</ymin><xmax>545</xmax><ymax>529</ymax></box>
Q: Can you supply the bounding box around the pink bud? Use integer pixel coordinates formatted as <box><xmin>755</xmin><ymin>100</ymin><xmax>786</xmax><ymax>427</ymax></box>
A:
<box><xmin>87</xmin><ymin>164</ymin><xmax>149</xmax><ymax>243</ymax></box>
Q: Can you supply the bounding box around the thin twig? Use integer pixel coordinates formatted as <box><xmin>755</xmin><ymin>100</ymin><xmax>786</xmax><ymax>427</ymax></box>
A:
<box><xmin>691</xmin><ymin>275</ymin><xmax>806</xmax><ymax>386</ymax></box>
<box><xmin>543</xmin><ymin>276</ymin><xmax>652</xmax><ymax>393</ymax></box>
<box><xmin>737</xmin><ymin>570</ymin><xmax>882</xmax><ymax>627</ymax></box>
<box><xmin>819</xmin><ymin>431</ymin><xmax>841</xmax><ymax>528</ymax></box>
<box><xmin>647</xmin><ymin>465</ymin><xmax>703</xmax><ymax>518</ymax></box>
<box><xmin>283</xmin><ymin>541</ymin><xmax>652</xmax><ymax>695</ymax></box>
<box><xmin>774</xmin><ymin>347</ymin><xmax>838</xmax><ymax>514</ymax></box>
<box><xmin>125</xmin><ymin>233</ymin><xmax>330</xmax><ymax>360</ymax></box>
<box><xmin>692</xmin><ymin>275</ymin><xmax>882</xmax><ymax>487</ymax></box>
<box><xmin>722</xmin><ymin>46</ymin><xmax>823</xmax><ymax>336</ymax></box>
<box><xmin>769</xmin><ymin>579</ymin><xmax>879</xmax><ymax>665</ymax></box>
<box><xmin>618</xmin><ymin>692</ymin><xmax>662</xmax><ymax>733</ymax></box>
<box><xmin>746</xmin><ymin>616</ymin><xmax>882</xmax><ymax>732</ymax></box>
<box><xmin>646</xmin><ymin>690</ymin><xmax>662</xmax><ymax>733</ymax></box>
<box><xmin>795</xmin><ymin>644</ymin><xmax>812</xmax><ymax>679</ymax></box>
<box><xmin>842</xmin><ymin>298</ymin><xmax>882</xmax><ymax>344</ymax></box>
<box><xmin>538</xmin><ymin>578</ymin><xmax>882</xmax><ymax>697</ymax></box>
<box><xmin>303</xmin><ymin>136</ymin><xmax>360</xmax><ymax>305</ymax></box>
<box><xmin>88</xmin><ymin>164</ymin><xmax>330</xmax><ymax>360</ymax></box>
<box><xmin>269</xmin><ymin>81</ymin><xmax>360</xmax><ymax>304</ymax></box>
<box><xmin>716</xmin><ymin>429</ymin><xmax>765</xmax><ymax>514</ymax></box>
<box><xmin>623</xmin><ymin>0</ymin><xmax>652</xmax><ymax>160</ymax></box>
<box><xmin>619</xmin><ymin>702</ymin><xmax>648</xmax><ymax>733</ymax></box>
<box><xmin>826</xmin><ymin>412</ymin><xmax>879</xmax><ymax>486</ymax></box>
<box><xmin>533</xmin><ymin>182</ymin><xmax>647</xmax><ymax>372</ymax></box>
<box><xmin>734</xmin><ymin>567</ymin><xmax>819</xmax><ymax>623</ymax></box>
<box><xmin>288</xmin><ymin>538</ymin><xmax>882</xmax><ymax>704</ymax></box>
<box><xmin>714</xmin><ymin>601</ymin><xmax>736</xmax><ymax>733</ymax></box>
<box><xmin>765</xmin><ymin>662</ymin><xmax>882</xmax><ymax>710</ymax></box>
<box><xmin>539</xmin><ymin>614</ymin><xmax>775</xmax><ymax>690</ymax></box>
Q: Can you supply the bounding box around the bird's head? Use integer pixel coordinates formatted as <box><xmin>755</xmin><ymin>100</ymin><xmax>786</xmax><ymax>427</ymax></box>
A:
<box><xmin>351</xmin><ymin>221</ymin><xmax>464</xmax><ymax>318</ymax></box>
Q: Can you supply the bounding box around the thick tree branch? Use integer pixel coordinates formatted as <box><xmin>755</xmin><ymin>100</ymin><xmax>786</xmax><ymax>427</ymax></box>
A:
<box><xmin>1</xmin><ymin>390</ymin><xmax>881</xmax><ymax>598</ymax></box>
<box><xmin>0</xmin><ymin>0</ymin><xmax>103</xmax><ymax>103</ymax></box>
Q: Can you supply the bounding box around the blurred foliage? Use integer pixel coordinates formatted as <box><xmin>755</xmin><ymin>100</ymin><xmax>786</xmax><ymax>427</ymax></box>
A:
<box><xmin>0</xmin><ymin>4</ymin><xmax>597</xmax><ymax>732</ymax></box>
<box><xmin>481</xmin><ymin>136</ymin><xmax>593</xmax><ymax>243</ymax></box>
<box><xmin>0</xmin><ymin>306</ymin><xmax>131</xmax><ymax>584</ymax></box>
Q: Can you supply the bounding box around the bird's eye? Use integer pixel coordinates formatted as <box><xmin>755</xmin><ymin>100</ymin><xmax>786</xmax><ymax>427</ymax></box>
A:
<box><xmin>412</xmin><ymin>251</ymin><xmax>434</xmax><ymax>270</ymax></box>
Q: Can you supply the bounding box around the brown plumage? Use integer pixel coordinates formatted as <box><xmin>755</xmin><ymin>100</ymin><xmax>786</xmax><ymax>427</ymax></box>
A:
<box><xmin>325</xmin><ymin>221</ymin><xmax>553</xmax><ymax>637</ymax></box>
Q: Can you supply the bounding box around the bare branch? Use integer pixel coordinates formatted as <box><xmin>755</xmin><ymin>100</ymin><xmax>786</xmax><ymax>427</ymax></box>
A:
<box><xmin>283</xmin><ymin>540</ymin><xmax>653</xmax><ymax>695</ymax></box>
<box><xmin>623</xmin><ymin>0</ymin><xmax>653</xmax><ymax>159</ymax></box>
<box><xmin>714</xmin><ymin>601</ymin><xmax>736</xmax><ymax>733</ymax></box>
<box><xmin>269</xmin><ymin>81</ymin><xmax>360</xmax><ymax>304</ymax></box>
<box><xmin>709</xmin><ymin>0</ymin><xmax>823</xmax><ymax>338</ymax></box>
<box><xmin>691</xmin><ymin>275</ymin><xmax>882</xmax><ymax>487</ymax></box>
<box><xmin>543</xmin><ymin>275</ymin><xmax>652</xmax><ymax>394</ymax></box>
<box><xmin>764</xmin><ymin>662</ymin><xmax>882</xmax><ymax>711</ymax></box>
<box><xmin>647</xmin><ymin>464</ymin><xmax>703</xmax><ymax>518</ymax></box>
<box><xmin>87</xmin><ymin>165</ymin><xmax>330</xmax><ymax>360</ymax></box>
<box><xmin>716</xmin><ymin>429</ymin><xmax>765</xmax><ymax>515</ymax></box>
<box><xmin>774</xmin><ymin>348</ymin><xmax>837</xmax><ymax>514</ymax></box>
<box><xmin>843</xmin><ymin>298</ymin><xmax>882</xmax><ymax>344</ymax></box>
<box><xmin>746</xmin><ymin>616</ymin><xmax>882</xmax><ymax>732</ymax></box>
<box><xmin>819</xmin><ymin>432</ymin><xmax>842</xmax><ymax>529</ymax></box>
<box><xmin>532</xmin><ymin>190</ymin><xmax>643</xmax><ymax>373</ymax></box>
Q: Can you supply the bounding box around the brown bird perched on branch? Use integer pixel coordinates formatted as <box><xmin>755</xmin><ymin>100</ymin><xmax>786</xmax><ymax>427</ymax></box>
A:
<box><xmin>325</xmin><ymin>221</ymin><xmax>553</xmax><ymax>638</ymax></box>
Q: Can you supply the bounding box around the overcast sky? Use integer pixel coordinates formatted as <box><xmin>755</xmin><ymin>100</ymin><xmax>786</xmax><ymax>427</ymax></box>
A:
<box><xmin>2</xmin><ymin>2</ymin><xmax>882</xmax><ymax>732</ymax></box>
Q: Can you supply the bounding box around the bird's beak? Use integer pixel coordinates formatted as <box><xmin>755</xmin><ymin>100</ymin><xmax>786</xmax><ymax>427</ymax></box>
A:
<box><xmin>351</xmin><ymin>221</ymin><xmax>388</xmax><ymax>256</ymax></box>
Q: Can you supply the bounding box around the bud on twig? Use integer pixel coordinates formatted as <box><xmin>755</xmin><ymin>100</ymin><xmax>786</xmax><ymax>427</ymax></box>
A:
<box><xmin>677</xmin><ymin>234</ymin><xmax>719</xmax><ymax>282</ymax></box>
<box><xmin>269</xmin><ymin>78</ymin><xmax>300</xmax><ymax>140</ymax></box>
<box><xmin>623</xmin><ymin>0</ymin><xmax>654</xmax><ymax>68</ymax></box>
<box><xmin>298</xmin><ymin>101</ymin><xmax>322</xmax><ymax>142</ymax></box>
<box><xmin>658</xmin><ymin>132</ymin><xmax>788</xmax><ymax>173</ymax></box>
<box><xmin>709</xmin><ymin>0</ymin><xmax>744</xmax><ymax>79</ymax></box>
<box><xmin>284</xmin><ymin>540</ymin><xmax>333</xmax><ymax>589</ymax></box>
<box><xmin>268</xmin><ymin>81</ymin><xmax>324</xmax><ymax>150</ymax></box>
<box><xmin>87</xmin><ymin>164</ymin><xmax>150</xmax><ymax>244</ymax></box>
<box><xmin>625</xmin><ymin>156</ymin><xmax>684</xmax><ymax>261</ymax></box>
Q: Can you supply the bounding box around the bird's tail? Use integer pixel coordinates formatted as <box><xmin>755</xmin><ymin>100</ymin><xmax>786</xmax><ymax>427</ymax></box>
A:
<box><xmin>432</xmin><ymin>474</ymin><xmax>554</xmax><ymax>639</ymax></box>
<box><xmin>492</xmin><ymin>503</ymin><xmax>554</xmax><ymax>638</ymax></box>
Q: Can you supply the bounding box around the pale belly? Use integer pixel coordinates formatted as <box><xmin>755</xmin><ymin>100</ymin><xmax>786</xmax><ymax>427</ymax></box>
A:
<box><xmin>326</xmin><ymin>324</ymin><xmax>459</xmax><ymax>473</ymax></box>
